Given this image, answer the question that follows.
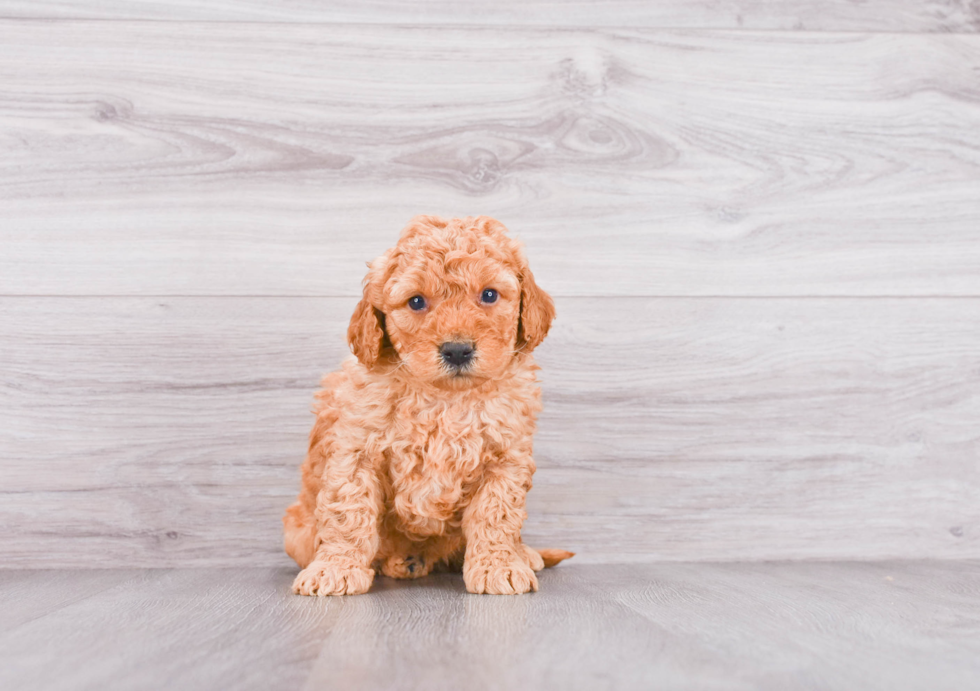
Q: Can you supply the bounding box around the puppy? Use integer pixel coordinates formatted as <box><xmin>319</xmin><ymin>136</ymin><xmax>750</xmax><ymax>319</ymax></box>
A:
<box><xmin>283</xmin><ymin>215</ymin><xmax>572</xmax><ymax>595</ymax></box>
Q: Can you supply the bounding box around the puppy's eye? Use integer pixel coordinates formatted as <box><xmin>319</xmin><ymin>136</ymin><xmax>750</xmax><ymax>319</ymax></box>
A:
<box><xmin>408</xmin><ymin>295</ymin><xmax>427</xmax><ymax>311</ymax></box>
<box><xmin>480</xmin><ymin>288</ymin><xmax>498</xmax><ymax>304</ymax></box>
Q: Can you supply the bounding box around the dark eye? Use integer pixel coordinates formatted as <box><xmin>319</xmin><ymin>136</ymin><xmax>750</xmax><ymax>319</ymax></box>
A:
<box><xmin>481</xmin><ymin>288</ymin><xmax>498</xmax><ymax>304</ymax></box>
<box><xmin>408</xmin><ymin>295</ymin><xmax>426</xmax><ymax>311</ymax></box>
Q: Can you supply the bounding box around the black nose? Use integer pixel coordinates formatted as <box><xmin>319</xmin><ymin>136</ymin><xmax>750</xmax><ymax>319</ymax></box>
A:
<box><xmin>439</xmin><ymin>341</ymin><xmax>475</xmax><ymax>368</ymax></box>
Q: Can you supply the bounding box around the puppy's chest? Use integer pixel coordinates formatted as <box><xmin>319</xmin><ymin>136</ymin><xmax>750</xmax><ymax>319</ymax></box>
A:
<box><xmin>383</xmin><ymin>403</ymin><xmax>499</xmax><ymax>532</ymax></box>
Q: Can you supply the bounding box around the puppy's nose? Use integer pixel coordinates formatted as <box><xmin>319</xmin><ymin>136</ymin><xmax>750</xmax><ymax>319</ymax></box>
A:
<box><xmin>439</xmin><ymin>341</ymin><xmax>475</xmax><ymax>368</ymax></box>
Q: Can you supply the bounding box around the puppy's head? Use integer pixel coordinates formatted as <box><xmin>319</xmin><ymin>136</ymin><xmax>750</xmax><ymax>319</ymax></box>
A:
<box><xmin>347</xmin><ymin>215</ymin><xmax>554</xmax><ymax>388</ymax></box>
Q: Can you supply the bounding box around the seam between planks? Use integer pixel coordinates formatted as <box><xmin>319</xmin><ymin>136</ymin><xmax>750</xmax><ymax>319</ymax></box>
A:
<box><xmin>4</xmin><ymin>295</ymin><xmax>980</xmax><ymax>300</ymax></box>
<box><xmin>0</xmin><ymin>17</ymin><xmax>976</xmax><ymax>37</ymax></box>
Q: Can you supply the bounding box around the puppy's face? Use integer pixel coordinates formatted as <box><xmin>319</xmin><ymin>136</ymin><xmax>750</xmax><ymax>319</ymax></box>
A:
<box><xmin>348</xmin><ymin>216</ymin><xmax>554</xmax><ymax>389</ymax></box>
<box><xmin>383</xmin><ymin>245</ymin><xmax>521</xmax><ymax>388</ymax></box>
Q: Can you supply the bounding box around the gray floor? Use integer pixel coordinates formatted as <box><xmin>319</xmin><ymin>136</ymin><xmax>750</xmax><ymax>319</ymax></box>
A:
<box><xmin>2</xmin><ymin>562</ymin><xmax>978</xmax><ymax>691</ymax></box>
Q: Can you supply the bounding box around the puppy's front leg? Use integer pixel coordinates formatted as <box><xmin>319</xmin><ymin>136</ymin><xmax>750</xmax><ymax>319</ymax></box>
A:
<box><xmin>462</xmin><ymin>462</ymin><xmax>538</xmax><ymax>595</ymax></box>
<box><xmin>292</xmin><ymin>459</ymin><xmax>382</xmax><ymax>596</ymax></box>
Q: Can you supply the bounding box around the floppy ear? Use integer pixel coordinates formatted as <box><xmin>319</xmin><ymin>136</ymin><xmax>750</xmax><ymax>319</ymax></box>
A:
<box><xmin>516</xmin><ymin>266</ymin><xmax>555</xmax><ymax>354</ymax></box>
<box><xmin>347</xmin><ymin>298</ymin><xmax>390</xmax><ymax>369</ymax></box>
<box><xmin>347</xmin><ymin>254</ymin><xmax>395</xmax><ymax>369</ymax></box>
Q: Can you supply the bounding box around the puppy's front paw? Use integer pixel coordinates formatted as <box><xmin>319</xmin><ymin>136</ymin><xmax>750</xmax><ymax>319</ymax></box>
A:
<box><xmin>464</xmin><ymin>557</ymin><xmax>539</xmax><ymax>595</ymax></box>
<box><xmin>292</xmin><ymin>560</ymin><xmax>374</xmax><ymax>596</ymax></box>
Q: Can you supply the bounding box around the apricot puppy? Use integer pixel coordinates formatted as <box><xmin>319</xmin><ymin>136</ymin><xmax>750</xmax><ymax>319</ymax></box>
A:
<box><xmin>283</xmin><ymin>215</ymin><xmax>572</xmax><ymax>595</ymax></box>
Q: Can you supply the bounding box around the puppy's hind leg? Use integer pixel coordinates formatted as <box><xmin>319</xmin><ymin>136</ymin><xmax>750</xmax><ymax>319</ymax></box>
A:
<box><xmin>378</xmin><ymin>530</ymin><xmax>433</xmax><ymax>580</ymax></box>
<box><xmin>283</xmin><ymin>501</ymin><xmax>317</xmax><ymax>569</ymax></box>
<box><xmin>510</xmin><ymin>542</ymin><xmax>576</xmax><ymax>573</ymax></box>
<box><xmin>381</xmin><ymin>534</ymin><xmax>464</xmax><ymax>579</ymax></box>
<box><xmin>519</xmin><ymin>542</ymin><xmax>545</xmax><ymax>572</ymax></box>
<box><xmin>381</xmin><ymin>552</ymin><xmax>434</xmax><ymax>580</ymax></box>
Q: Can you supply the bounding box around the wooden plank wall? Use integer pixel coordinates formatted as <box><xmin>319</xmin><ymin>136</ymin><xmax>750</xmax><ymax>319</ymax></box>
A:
<box><xmin>3</xmin><ymin>1</ymin><xmax>980</xmax><ymax>31</ymax></box>
<box><xmin>1</xmin><ymin>4</ymin><xmax>979</xmax><ymax>567</ymax></box>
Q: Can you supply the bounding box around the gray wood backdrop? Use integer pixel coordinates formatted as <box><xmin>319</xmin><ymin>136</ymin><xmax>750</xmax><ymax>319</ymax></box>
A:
<box><xmin>2</xmin><ymin>2</ymin><xmax>979</xmax><ymax>568</ymax></box>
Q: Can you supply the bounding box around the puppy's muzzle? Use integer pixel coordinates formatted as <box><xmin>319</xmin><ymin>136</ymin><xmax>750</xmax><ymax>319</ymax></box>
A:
<box><xmin>439</xmin><ymin>341</ymin><xmax>475</xmax><ymax>370</ymax></box>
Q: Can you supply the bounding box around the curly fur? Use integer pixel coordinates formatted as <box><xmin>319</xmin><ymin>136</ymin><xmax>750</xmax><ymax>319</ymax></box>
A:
<box><xmin>283</xmin><ymin>215</ymin><xmax>573</xmax><ymax>596</ymax></box>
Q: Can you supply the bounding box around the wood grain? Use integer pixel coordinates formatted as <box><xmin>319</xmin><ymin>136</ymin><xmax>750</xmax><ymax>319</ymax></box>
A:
<box><xmin>1</xmin><ymin>563</ymin><xmax>978</xmax><ymax>690</ymax></box>
<box><xmin>604</xmin><ymin>561</ymin><xmax>980</xmax><ymax>691</ymax></box>
<box><xmin>0</xmin><ymin>568</ymin><xmax>337</xmax><ymax>691</ymax></box>
<box><xmin>2</xmin><ymin>22</ymin><xmax>979</xmax><ymax>296</ymax></box>
<box><xmin>1</xmin><ymin>1</ymin><xmax>978</xmax><ymax>33</ymax></box>
<box><xmin>2</xmin><ymin>296</ymin><xmax>977</xmax><ymax>567</ymax></box>
<box><xmin>3</xmin><ymin>9</ymin><xmax>979</xmax><ymax>576</ymax></box>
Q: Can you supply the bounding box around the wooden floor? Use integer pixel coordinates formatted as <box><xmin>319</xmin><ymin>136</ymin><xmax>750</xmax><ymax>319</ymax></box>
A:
<box><xmin>2</xmin><ymin>562</ymin><xmax>978</xmax><ymax>691</ymax></box>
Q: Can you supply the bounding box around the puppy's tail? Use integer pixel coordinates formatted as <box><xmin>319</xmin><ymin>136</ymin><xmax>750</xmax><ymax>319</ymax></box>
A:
<box><xmin>536</xmin><ymin>548</ymin><xmax>575</xmax><ymax>568</ymax></box>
